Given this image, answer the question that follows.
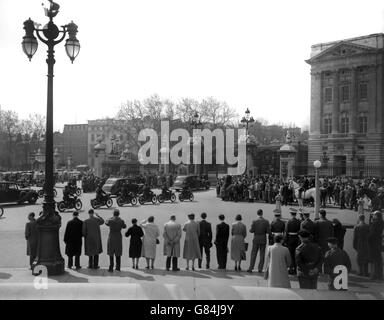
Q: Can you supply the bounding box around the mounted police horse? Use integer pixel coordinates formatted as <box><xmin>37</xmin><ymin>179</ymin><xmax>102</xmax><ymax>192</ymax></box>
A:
<box><xmin>290</xmin><ymin>180</ymin><xmax>317</xmax><ymax>206</ymax></box>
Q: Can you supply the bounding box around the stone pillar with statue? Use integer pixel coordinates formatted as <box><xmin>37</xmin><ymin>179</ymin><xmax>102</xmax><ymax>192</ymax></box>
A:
<box><xmin>279</xmin><ymin>131</ymin><xmax>297</xmax><ymax>182</ymax></box>
<box><xmin>94</xmin><ymin>137</ymin><xmax>106</xmax><ymax>178</ymax></box>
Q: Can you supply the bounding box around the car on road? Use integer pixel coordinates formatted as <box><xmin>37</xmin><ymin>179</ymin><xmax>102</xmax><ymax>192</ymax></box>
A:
<box><xmin>102</xmin><ymin>178</ymin><xmax>143</xmax><ymax>198</ymax></box>
<box><xmin>0</xmin><ymin>181</ymin><xmax>39</xmax><ymax>205</ymax></box>
<box><xmin>173</xmin><ymin>175</ymin><xmax>210</xmax><ymax>192</ymax></box>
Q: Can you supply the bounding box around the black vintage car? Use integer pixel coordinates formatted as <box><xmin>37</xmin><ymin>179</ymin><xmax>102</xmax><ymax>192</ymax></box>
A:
<box><xmin>0</xmin><ymin>181</ymin><xmax>38</xmax><ymax>205</ymax></box>
<box><xmin>173</xmin><ymin>175</ymin><xmax>210</xmax><ymax>192</ymax></box>
<box><xmin>102</xmin><ymin>178</ymin><xmax>143</xmax><ymax>198</ymax></box>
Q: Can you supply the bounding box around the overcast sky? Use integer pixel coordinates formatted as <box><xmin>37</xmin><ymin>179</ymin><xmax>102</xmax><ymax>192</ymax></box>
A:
<box><xmin>1</xmin><ymin>0</ymin><xmax>384</xmax><ymax>131</ymax></box>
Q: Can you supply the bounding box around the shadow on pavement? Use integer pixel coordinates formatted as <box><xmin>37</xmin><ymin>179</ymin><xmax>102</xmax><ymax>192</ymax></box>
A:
<box><xmin>0</xmin><ymin>272</ymin><xmax>12</xmax><ymax>280</ymax></box>
<box><xmin>142</xmin><ymin>268</ymin><xmax>211</xmax><ymax>279</ymax></box>
<box><xmin>74</xmin><ymin>269</ymin><xmax>155</xmax><ymax>281</ymax></box>
<box><xmin>50</xmin><ymin>271</ymin><xmax>89</xmax><ymax>283</ymax></box>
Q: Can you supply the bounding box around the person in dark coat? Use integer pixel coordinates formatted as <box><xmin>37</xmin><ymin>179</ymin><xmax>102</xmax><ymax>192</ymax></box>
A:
<box><xmin>215</xmin><ymin>214</ymin><xmax>230</xmax><ymax>270</ymax></box>
<box><xmin>314</xmin><ymin>209</ymin><xmax>334</xmax><ymax>257</ymax></box>
<box><xmin>324</xmin><ymin>237</ymin><xmax>351</xmax><ymax>290</ymax></box>
<box><xmin>285</xmin><ymin>208</ymin><xmax>301</xmax><ymax>274</ymax></box>
<box><xmin>353</xmin><ymin>214</ymin><xmax>370</xmax><ymax>276</ymax></box>
<box><xmin>332</xmin><ymin>219</ymin><xmax>346</xmax><ymax>250</ymax></box>
<box><xmin>300</xmin><ymin>211</ymin><xmax>315</xmax><ymax>238</ymax></box>
<box><xmin>296</xmin><ymin>230</ymin><xmax>323</xmax><ymax>289</ymax></box>
<box><xmin>63</xmin><ymin>211</ymin><xmax>83</xmax><ymax>269</ymax></box>
<box><xmin>25</xmin><ymin>212</ymin><xmax>38</xmax><ymax>269</ymax></box>
<box><xmin>125</xmin><ymin>218</ymin><xmax>144</xmax><ymax>269</ymax></box>
<box><xmin>368</xmin><ymin>211</ymin><xmax>384</xmax><ymax>280</ymax></box>
<box><xmin>198</xmin><ymin>212</ymin><xmax>213</xmax><ymax>269</ymax></box>
<box><xmin>105</xmin><ymin>209</ymin><xmax>127</xmax><ymax>272</ymax></box>
<box><xmin>82</xmin><ymin>209</ymin><xmax>104</xmax><ymax>269</ymax></box>
<box><xmin>269</xmin><ymin>211</ymin><xmax>285</xmax><ymax>245</ymax></box>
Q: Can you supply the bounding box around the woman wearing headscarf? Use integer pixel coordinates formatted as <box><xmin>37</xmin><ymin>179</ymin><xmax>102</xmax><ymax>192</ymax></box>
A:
<box><xmin>125</xmin><ymin>218</ymin><xmax>144</xmax><ymax>269</ymax></box>
<box><xmin>231</xmin><ymin>214</ymin><xmax>247</xmax><ymax>271</ymax></box>
<box><xmin>182</xmin><ymin>213</ymin><xmax>201</xmax><ymax>270</ymax></box>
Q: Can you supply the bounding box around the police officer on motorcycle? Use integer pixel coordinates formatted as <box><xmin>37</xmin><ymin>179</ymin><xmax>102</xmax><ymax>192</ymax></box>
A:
<box><xmin>96</xmin><ymin>183</ymin><xmax>107</xmax><ymax>203</ymax></box>
<box><xmin>63</xmin><ymin>185</ymin><xmax>75</xmax><ymax>205</ymax></box>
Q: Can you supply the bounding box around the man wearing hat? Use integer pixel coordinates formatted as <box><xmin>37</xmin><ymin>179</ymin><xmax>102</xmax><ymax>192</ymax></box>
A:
<box><xmin>324</xmin><ymin>237</ymin><xmax>351</xmax><ymax>290</ymax></box>
<box><xmin>82</xmin><ymin>209</ymin><xmax>104</xmax><ymax>269</ymax></box>
<box><xmin>295</xmin><ymin>230</ymin><xmax>323</xmax><ymax>289</ymax></box>
<box><xmin>269</xmin><ymin>210</ymin><xmax>285</xmax><ymax>245</ymax></box>
<box><xmin>300</xmin><ymin>211</ymin><xmax>315</xmax><ymax>238</ymax></box>
<box><xmin>198</xmin><ymin>213</ymin><xmax>213</xmax><ymax>269</ymax></box>
<box><xmin>163</xmin><ymin>215</ymin><xmax>182</xmax><ymax>271</ymax></box>
<box><xmin>64</xmin><ymin>211</ymin><xmax>83</xmax><ymax>269</ymax></box>
<box><xmin>285</xmin><ymin>208</ymin><xmax>301</xmax><ymax>274</ymax></box>
<box><xmin>314</xmin><ymin>209</ymin><xmax>334</xmax><ymax>257</ymax></box>
<box><xmin>105</xmin><ymin>209</ymin><xmax>127</xmax><ymax>272</ymax></box>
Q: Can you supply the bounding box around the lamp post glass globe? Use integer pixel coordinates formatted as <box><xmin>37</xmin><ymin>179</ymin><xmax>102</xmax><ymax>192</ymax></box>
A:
<box><xmin>65</xmin><ymin>38</ymin><xmax>80</xmax><ymax>63</ymax></box>
<box><xmin>313</xmin><ymin>160</ymin><xmax>322</xmax><ymax>169</ymax></box>
<box><xmin>22</xmin><ymin>36</ymin><xmax>38</xmax><ymax>61</ymax></box>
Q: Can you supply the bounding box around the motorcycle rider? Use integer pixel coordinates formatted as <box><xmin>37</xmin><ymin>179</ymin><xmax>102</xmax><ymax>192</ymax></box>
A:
<box><xmin>96</xmin><ymin>183</ymin><xmax>108</xmax><ymax>204</ymax></box>
<box><xmin>161</xmin><ymin>183</ymin><xmax>170</xmax><ymax>196</ymax></box>
<box><xmin>121</xmin><ymin>182</ymin><xmax>130</xmax><ymax>199</ymax></box>
<box><xmin>181</xmin><ymin>185</ymin><xmax>192</xmax><ymax>197</ymax></box>
<box><xmin>63</xmin><ymin>185</ymin><xmax>75</xmax><ymax>206</ymax></box>
<box><xmin>142</xmin><ymin>183</ymin><xmax>151</xmax><ymax>200</ymax></box>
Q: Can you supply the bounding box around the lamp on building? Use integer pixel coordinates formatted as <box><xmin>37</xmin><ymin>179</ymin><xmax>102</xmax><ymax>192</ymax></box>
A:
<box><xmin>313</xmin><ymin>160</ymin><xmax>322</xmax><ymax>220</ymax></box>
<box><xmin>22</xmin><ymin>1</ymin><xmax>80</xmax><ymax>276</ymax></box>
<box><xmin>240</xmin><ymin>108</ymin><xmax>255</xmax><ymax>175</ymax></box>
<box><xmin>190</xmin><ymin>111</ymin><xmax>203</xmax><ymax>175</ymax></box>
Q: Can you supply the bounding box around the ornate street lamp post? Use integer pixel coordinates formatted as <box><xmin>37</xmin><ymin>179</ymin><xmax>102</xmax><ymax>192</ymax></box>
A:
<box><xmin>240</xmin><ymin>108</ymin><xmax>254</xmax><ymax>175</ymax></box>
<box><xmin>313</xmin><ymin>160</ymin><xmax>322</xmax><ymax>220</ymax></box>
<box><xmin>22</xmin><ymin>1</ymin><xmax>80</xmax><ymax>276</ymax></box>
<box><xmin>190</xmin><ymin>111</ymin><xmax>202</xmax><ymax>175</ymax></box>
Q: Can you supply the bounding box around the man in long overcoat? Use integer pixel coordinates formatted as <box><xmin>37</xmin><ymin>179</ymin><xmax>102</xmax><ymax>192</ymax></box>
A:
<box><xmin>163</xmin><ymin>215</ymin><xmax>182</xmax><ymax>271</ymax></box>
<box><xmin>314</xmin><ymin>209</ymin><xmax>334</xmax><ymax>258</ymax></box>
<box><xmin>215</xmin><ymin>214</ymin><xmax>230</xmax><ymax>270</ymax></box>
<box><xmin>105</xmin><ymin>209</ymin><xmax>126</xmax><ymax>272</ymax></box>
<box><xmin>198</xmin><ymin>212</ymin><xmax>213</xmax><ymax>269</ymax></box>
<box><xmin>25</xmin><ymin>212</ymin><xmax>38</xmax><ymax>269</ymax></box>
<box><xmin>353</xmin><ymin>214</ymin><xmax>370</xmax><ymax>276</ymax></box>
<box><xmin>64</xmin><ymin>211</ymin><xmax>83</xmax><ymax>269</ymax></box>
<box><xmin>82</xmin><ymin>209</ymin><xmax>104</xmax><ymax>269</ymax></box>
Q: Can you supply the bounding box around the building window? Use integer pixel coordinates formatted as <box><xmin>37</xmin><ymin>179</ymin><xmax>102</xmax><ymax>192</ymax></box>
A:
<box><xmin>340</xmin><ymin>113</ymin><xmax>349</xmax><ymax>133</ymax></box>
<box><xmin>324</xmin><ymin>87</ymin><xmax>333</xmax><ymax>103</ymax></box>
<box><xmin>341</xmin><ymin>85</ymin><xmax>350</xmax><ymax>102</ymax></box>
<box><xmin>359</xmin><ymin>83</ymin><xmax>368</xmax><ymax>100</ymax></box>
<box><xmin>323</xmin><ymin>116</ymin><xmax>332</xmax><ymax>134</ymax></box>
<box><xmin>91</xmin><ymin>134</ymin><xmax>95</xmax><ymax>142</ymax></box>
<box><xmin>358</xmin><ymin>114</ymin><xmax>368</xmax><ymax>133</ymax></box>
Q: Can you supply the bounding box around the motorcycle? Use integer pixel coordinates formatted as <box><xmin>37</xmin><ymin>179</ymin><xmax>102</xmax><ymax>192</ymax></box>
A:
<box><xmin>0</xmin><ymin>206</ymin><xmax>4</xmax><ymax>218</ymax></box>
<box><xmin>138</xmin><ymin>190</ymin><xmax>158</xmax><ymax>205</ymax></box>
<box><xmin>90</xmin><ymin>194</ymin><xmax>113</xmax><ymax>209</ymax></box>
<box><xmin>38</xmin><ymin>188</ymin><xmax>57</xmax><ymax>198</ymax></box>
<box><xmin>157</xmin><ymin>189</ymin><xmax>176</xmax><ymax>203</ymax></box>
<box><xmin>116</xmin><ymin>192</ymin><xmax>138</xmax><ymax>207</ymax></box>
<box><xmin>57</xmin><ymin>196</ymin><xmax>83</xmax><ymax>212</ymax></box>
<box><xmin>178</xmin><ymin>189</ymin><xmax>194</xmax><ymax>202</ymax></box>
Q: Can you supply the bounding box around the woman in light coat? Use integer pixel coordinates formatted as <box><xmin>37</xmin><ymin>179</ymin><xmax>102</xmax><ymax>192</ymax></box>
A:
<box><xmin>182</xmin><ymin>213</ymin><xmax>201</xmax><ymax>270</ymax></box>
<box><xmin>264</xmin><ymin>234</ymin><xmax>291</xmax><ymax>288</ymax></box>
<box><xmin>231</xmin><ymin>214</ymin><xmax>247</xmax><ymax>271</ymax></box>
<box><xmin>140</xmin><ymin>216</ymin><xmax>160</xmax><ymax>269</ymax></box>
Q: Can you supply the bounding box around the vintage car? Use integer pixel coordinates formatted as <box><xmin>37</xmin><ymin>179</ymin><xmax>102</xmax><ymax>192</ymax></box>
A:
<box><xmin>0</xmin><ymin>181</ymin><xmax>39</xmax><ymax>205</ymax></box>
<box><xmin>102</xmin><ymin>178</ymin><xmax>143</xmax><ymax>198</ymax></box>
<box><xmin>173</xmin><ymin>175</ymin><xmax>210</xmax><ymax>192</ymax></box>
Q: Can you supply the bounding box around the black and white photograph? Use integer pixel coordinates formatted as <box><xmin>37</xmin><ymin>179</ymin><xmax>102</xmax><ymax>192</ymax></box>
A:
<box><xmin>0</xmin><ymin>0</ymin><xmax>384</xmax><ymax>306</ymax></box>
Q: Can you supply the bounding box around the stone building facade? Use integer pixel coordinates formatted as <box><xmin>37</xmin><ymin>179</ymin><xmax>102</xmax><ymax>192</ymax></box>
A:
<box><xmin>306</xmin><ymin>33</ymin><xmax>384</xmax><ymax>177</ymax></box>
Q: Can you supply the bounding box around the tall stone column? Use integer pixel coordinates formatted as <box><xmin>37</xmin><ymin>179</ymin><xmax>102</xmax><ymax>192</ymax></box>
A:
<box><xmin>368</xmin><ymin>65</ymin><xmax>377</xmax><ymax>133</ymax></box>
<box><xmin>310</xmin><ymin>72</ymin><xmax>322</xmax><ymax>135</ymax></box>
<box><xmin>332</xmin><ymin>70</ymin><xmax>339</xmax><ymax>134</ymax></box>
<box><xmin>349</xmin><ymin>68</ymin><xmax>358</xmax><ymax>134</ymax></box>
